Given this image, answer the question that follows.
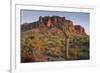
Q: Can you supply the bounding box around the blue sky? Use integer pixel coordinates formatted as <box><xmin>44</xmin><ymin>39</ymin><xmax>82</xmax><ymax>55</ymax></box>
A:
<box><xmin>21</xmin><ymin>10</ymin><xmax>90</xmax><ymax>34</ymax></box>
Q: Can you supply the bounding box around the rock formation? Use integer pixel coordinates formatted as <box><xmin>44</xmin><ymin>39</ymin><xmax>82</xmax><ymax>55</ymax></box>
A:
<box><xmin>21</xmin><ymin>16</ymin><xmax>87</xmax><ymax>35</ymax></box>
<box><xmin>38</xmin><ymin>16</ymin><xmax>87</xmax><ymax>35</ymax></box>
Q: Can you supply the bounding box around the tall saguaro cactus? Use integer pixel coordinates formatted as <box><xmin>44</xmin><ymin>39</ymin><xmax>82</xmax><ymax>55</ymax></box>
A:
<box><xmin>55</xmin><ymin>20</ymin><xmax>71</xmax><ymax>59</ymax></box>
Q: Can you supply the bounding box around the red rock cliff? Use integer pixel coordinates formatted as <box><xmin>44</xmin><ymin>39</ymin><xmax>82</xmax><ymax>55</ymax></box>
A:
<box><xmin>38</xmin><ymin>16</ymin><xmax>87</xmax><ymax>35</ymax></box>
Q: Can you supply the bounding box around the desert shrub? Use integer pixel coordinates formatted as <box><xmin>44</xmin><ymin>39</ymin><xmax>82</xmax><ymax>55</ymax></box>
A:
<box><xmin>21</xmin><ymin>47</ymin><xmax>34</xmax><ymax>62</ymax></box>
<box><xmin>79</xmin><ymin>52</ymin><xmax>89</xmax><ymax>59</ymax></box>
<box><xmin>68</xmin><ymin>48</ymin><xmax>80</xmax><ymax>59</ymax></box>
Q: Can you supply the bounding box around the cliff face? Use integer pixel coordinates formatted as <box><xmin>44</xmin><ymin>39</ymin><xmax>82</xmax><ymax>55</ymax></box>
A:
<box><xmin>21</xmin><ymin>16</ymin><xmax>87</xmax><ymax>35</ymax></box>
<box><xmin>74</xmin><ymin>25</ymin><xmax>86</xmax><ymax>35</ymax></box>
<box><xmin>38</xmin><ymin>16</ymin><xmax>86</xmax><ymax>35</ymax></box>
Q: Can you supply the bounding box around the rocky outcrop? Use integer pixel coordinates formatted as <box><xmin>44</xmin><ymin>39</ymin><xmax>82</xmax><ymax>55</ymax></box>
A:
<box><xmin>74</xmin><ymin>25</ymin><xmax>86</xmax><ymax>35</ymax></box>
<box><xmin>22</xmin><ymin>16</ymin><xmax>87</xmax><ymax>35</ymax></box>
<box><xmin>39</xmin><ymin>16</ymin><xmax>66</xmax><ymax>27</ymax></box>
<box><xmin>38</xmin><ymin>16</ymin><xmax>87</xmax><ymax>35</ymax></box>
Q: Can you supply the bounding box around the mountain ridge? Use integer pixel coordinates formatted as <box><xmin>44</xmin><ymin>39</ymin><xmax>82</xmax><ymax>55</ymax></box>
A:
<box><xmin>21</xmin><ymin>16</ymin><xmax>87</xmax><ymax>36</ymax></box>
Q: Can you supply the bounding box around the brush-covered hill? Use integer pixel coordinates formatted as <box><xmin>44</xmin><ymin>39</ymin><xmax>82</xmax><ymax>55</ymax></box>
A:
<box><xmin>21</xmin><ymin>16</ymin><xmax>89</xmax><ymax>63</ymax></box>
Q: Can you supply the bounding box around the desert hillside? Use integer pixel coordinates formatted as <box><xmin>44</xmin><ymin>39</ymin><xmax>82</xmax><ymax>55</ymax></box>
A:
<box><xmin>21</xmin><ymin>16</ymin><xmax>89</xmax><ymax>63</ymax></box>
